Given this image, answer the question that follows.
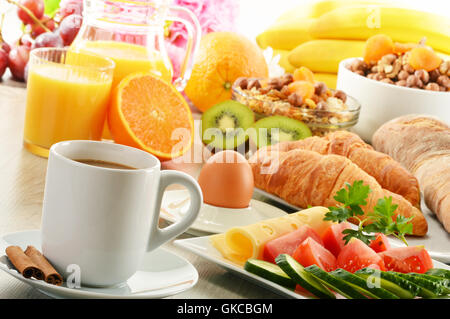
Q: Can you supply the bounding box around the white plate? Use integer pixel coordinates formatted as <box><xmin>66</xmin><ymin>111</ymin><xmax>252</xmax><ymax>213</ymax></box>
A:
<box><xmin>160</xmin><ymin>189</ymin><xmax>288</xmax><ymax>235</ymax></box>
<box><xmin>174</xmin><ymin>235</ymin><xmax>450</xmax><ymax>299</ymax></box>
<box><xmin>174</xmin><ymin>236</ymin><xmax>301</xmax><ymax>299</ymax></box>
<box><xmin>254</xmin><ymin>188</ymin><xmax>450</xmax><ymax>264</ymax></box>
<box><xmin>0</xmin><ymin>230</ymin><xmax>198</xmax><ymax>299</ymax></box>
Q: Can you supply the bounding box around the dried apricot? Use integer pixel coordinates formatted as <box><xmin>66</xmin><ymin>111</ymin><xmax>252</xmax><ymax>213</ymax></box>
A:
<box><xmin>408</xmin><ymin>47</ymin><xmax>442</xmax><ymax>71</ymax></box>
<box><xmin>288</xmin><ymin>80</ymin><xmax>315</xmax><ymax>99</ymax></box>
<box><xmin>393</xmin><ymin>42</ymin><xmax>417</xmax><ymax>54</ymax></box>
<box><xmin>363</xmin><ymin>34</ymin><xmax>394</xmax><ymax>64</ymax></box>
<box><xmin>293</xmin><ymin>66</ymin><xmax>315</xmax><ymax>83</ymax></box>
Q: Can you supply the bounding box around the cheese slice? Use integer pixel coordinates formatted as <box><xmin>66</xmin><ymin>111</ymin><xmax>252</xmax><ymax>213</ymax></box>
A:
<box><xmin>210</xmin><ymin>206</ymin><xmax>332</xmax><ymax>265</ymax></box>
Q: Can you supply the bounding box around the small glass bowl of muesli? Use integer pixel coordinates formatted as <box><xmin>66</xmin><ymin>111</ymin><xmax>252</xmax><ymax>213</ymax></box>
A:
<box><xmin>231</xmin><ymin>75</ymin><xmax>361</xmax><ymax>136</ymax></box>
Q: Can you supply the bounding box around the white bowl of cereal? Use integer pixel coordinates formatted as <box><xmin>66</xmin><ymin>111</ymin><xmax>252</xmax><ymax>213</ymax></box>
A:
<box><xmin>337</xmin><ymin>57</ymin><xmax>450</xmax><ymax>143</ymax></box>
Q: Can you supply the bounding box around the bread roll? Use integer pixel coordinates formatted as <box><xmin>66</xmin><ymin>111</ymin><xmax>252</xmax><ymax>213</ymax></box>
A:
<box><xmin>264</xmin><ymin>131</ymin><xmax>421</xmax><ymax>207</ymax></box>
<box><xmin>372</xmin><ymin>115</ymin><xmax>450</xmax><ymax>233</ymax></box>
<box><xmin>249</xmin><ymin>148</ymin><xmax>428</xmax><ymax>236</ymax></box>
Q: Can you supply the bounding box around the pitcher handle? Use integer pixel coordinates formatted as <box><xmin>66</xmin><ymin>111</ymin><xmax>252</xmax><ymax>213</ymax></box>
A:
<box><xmin>166</xmin><ymin>5</ymin><xmax>202</xmax><ymax>91</ymax></box>
<box><xmin>146</xmin><ymin>170</ymin><xmax>203</xmax><ymax>252</ymax></box>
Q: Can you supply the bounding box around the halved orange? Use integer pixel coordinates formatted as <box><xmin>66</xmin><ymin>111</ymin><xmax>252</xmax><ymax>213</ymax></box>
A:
<box><xmin>108</xmin><ymin>73</ymin><xmax>194</xmax><ymax>161</ymax></box>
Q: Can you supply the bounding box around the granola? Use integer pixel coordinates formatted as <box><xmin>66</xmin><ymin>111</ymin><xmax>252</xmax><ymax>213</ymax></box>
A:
<box><xmin>232</xmin><ymin>75</ymin><xmax>360</xmax><ymax>136</ymax></box>
<box><xmin>348</xmin><ymin>45</ymin><xmax>450</xmax><ymax>91</ymax></box>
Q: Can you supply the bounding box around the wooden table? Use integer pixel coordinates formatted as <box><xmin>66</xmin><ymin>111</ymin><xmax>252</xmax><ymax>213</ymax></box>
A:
<box><xmin>0</xmin><ymin>83</ymin><xmax>282</xmax><ymax>299</ymax></box>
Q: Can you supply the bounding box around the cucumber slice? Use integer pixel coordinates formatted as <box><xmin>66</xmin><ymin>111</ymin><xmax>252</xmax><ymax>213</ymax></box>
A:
<box><xmin>407</xmin><ymin>273</ymin><xmax>450</xmax><ymax>294</ymax></box>
<box><xmin>395</xmin><ymin>273</ymin><xmax>445</xmax><ymax>296</ymax></box>
<box><xmin>330</xmin><ymin>269</ymin><xmax>399</xmax><ymax>299</ymax></box>
<box><xmin>426</xmin><ymin>268</ymin><xmax>450</xmax><ymax>280</ymax></box>
<box><xmin>355</xmin><ymin>268</ymin><xmax>417</xmax><ymax>299</ymax></box>
<box><xmin>275</xmin><ymin>254</ymin><xmax>335</xmax><ymax>299</ymax></box>
<box><xmin>305</xmin><ymin>265</ymin><xmax>368</xmax><ymax>299</ymax></box>
<box><xmin>386</xmin><ymin>272</ymin><xmax>437</xmax><ymax>299</ymax></box>
<box><xmin>244</xmin><ymin>259</ymin><xmax>296</xmax><ymax>289</ymax></box>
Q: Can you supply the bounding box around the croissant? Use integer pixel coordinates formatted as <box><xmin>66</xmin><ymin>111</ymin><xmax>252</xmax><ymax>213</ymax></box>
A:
<box><xmin>373</xmin><ymin>115</ymin><xmax>450</xmax><ymax>233</ymax></box>
<box><xmin>249</xmin><ymin>148</ymin><xmax>428</xmax><ymax>236</ymax></box>
<box><xmin>264</xmin><ymin>131</ymin><xmax>421</xmax><ymax>208</ymax></box>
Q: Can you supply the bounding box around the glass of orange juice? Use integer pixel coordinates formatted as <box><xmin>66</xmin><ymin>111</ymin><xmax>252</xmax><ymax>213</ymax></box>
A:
<box><xmin>23</xmin><ymin>48</ymin><xmax>115</xmax><ymax>157</ymax></box>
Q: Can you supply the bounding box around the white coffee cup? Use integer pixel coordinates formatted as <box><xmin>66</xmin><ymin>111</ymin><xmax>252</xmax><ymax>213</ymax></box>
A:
<box><xmin>41</xmin><ymin>140</ymin><xmax>202</xmax><ymax>287</ymax></box>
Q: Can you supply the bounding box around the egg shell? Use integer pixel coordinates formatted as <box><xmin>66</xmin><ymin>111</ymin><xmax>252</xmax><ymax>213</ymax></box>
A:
<box><xmin>198</xmin><ymin>151</ymin><xmax>254</xmax><ymax>209</ymax></box>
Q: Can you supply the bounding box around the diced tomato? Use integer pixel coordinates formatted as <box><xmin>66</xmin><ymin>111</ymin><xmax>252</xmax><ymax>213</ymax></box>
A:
<box><xmin>369</xmin><ymin>233</ymin><xmax>391</xmax><ymax>253</ymax></box>
<box><xmin>337</xmin><ymin>238</ymin><xmax>386</xmax><ymax>273</ymax></box>
<box><xmin>292</xmin><ymin>237</ymin><xmax>337</xmax><ymax>272</ymax></box>
<box><xmin>321</xmin><ymin>222</ymin><xmax>352</xmax><ymax>257</ymax></box>
<box><xmin>263</xmin><ymin>225</ymin><xmax>323</xmax><ymax>263</ymax></box>
<box><xmin>378</xmin><ymin>246</ymin><xmax>433</xmax><ymax>274</ymax></box>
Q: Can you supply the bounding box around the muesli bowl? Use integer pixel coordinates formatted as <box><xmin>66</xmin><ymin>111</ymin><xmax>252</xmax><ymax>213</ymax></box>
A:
<box><xmin>232</xmin><ymin>77</ymin><xmax>361</xmax><ymax>137</ymax></box>
<box><xmin>337</xmin><ymin>57</ymin><xmax>450</xmax><ymax>143</ymax></box>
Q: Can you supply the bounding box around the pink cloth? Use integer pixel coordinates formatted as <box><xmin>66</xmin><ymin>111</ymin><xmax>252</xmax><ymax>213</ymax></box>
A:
<box><xmin>166</xmin><ymin>0</ymin><xmax>240</xmax><ymax>79</ymax></box>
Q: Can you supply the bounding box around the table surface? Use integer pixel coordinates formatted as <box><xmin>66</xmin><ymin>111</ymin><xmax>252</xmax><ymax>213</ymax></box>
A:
<box><xmin>0</xmin><ymin>80</ymin><xmax>284</xmax><ymax>299</ymax></box>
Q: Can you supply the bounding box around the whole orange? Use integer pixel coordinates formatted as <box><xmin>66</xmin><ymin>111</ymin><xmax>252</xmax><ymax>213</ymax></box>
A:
<box><xmin>185</xmin><ymin>32</ymin><xmax>269</xmax><ymax>112</ymax></box>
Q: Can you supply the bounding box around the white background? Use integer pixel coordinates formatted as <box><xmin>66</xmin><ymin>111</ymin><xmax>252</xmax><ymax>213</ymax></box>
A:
<box><xmin>1</xmin><ymin>0</ymin><xmax>450</xmax><ymax>45</ymax></box>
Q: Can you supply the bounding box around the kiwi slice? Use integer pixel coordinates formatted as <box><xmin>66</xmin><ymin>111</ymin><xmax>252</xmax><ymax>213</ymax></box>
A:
<box><xmin>249</xmin><ymin>115</ymin><xmax>312</xmax><ymax>148</ymax></box>
<box><xmin>201</xmin><ymin>100</ymin><xmax>255</xmax><ymax>151</ymax></box>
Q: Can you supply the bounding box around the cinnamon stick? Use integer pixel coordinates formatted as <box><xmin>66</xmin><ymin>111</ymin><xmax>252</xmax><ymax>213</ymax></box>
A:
<box><xmin>5</xmin><ymin>246</ymin><xmax>44</xmax><ymax>280</ymax></box>
<box><xmin>24</xmin><ymin>246</ymin><xmax>63</xmax><ymax>286</ymax></box>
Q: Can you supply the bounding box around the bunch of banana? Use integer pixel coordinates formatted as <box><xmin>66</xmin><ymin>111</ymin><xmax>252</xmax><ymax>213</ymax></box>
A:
<box><xmin>257</xmin><ymin>0</ymin><xmax>450</xmax><ymax>89</ymax></box>
<box><xmin>289</xmin><ymin>40</ymin><xmax>366</xmax><ymax>73</ymax></box>
<box><xmin>310</xmin><ymin>6</ymin><xmax>450</xmax><ymax>54</ymax></box>
<box><xmin>273</xmin><ymin>49</ymin><xmax>337</xmax><ymax>88</ymax></box>
<box><xmin>256</xmin><ymin>19</ymin><xmax>314</xmax><ymax>51</ymax></box>
<box><xmin>256</xmin><ymin>0</ymin><xmax>385</xmax><ymax>51</ymax></box>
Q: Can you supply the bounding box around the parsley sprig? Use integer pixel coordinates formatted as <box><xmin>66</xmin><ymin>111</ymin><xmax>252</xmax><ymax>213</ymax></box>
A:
<box><xmin>324</xmin><ymin>181</ymin><xmax>414</xmax><ymax>246</ymax></box>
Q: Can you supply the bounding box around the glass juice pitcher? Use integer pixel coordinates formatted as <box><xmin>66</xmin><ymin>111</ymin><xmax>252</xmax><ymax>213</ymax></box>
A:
<box><xmin>71</xmin><ymin>0</ymin><xmax>201</xmax><ymax>90</ymax></box>
<box><xmin>70</xmin><ymin>0</ymin><xmax>201</xmax><ymax>138</ymax></box>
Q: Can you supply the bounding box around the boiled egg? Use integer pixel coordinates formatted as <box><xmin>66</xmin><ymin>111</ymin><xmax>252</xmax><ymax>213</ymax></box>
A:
<box><xmin>198</xmin><ymin>150</ymin><xmax>254</xmax><ymax>208</ymax></box>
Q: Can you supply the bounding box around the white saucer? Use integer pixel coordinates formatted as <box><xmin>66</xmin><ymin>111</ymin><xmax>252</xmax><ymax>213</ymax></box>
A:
<box><xmin>160</xmin><ymin>189</ymin><xmax>288</xmax><ymax>235</ymax></box>
<box><xmin>0</xmin><ymin>230</ymin><xmax>198</xmax><ymax>299</ymax></box>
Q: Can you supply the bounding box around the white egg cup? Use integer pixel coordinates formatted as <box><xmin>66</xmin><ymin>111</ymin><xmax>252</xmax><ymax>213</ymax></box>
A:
<box><xmin>160</xmin><ymin>189</ymin><xmax>287</xmax><ymax>234</ymax></box>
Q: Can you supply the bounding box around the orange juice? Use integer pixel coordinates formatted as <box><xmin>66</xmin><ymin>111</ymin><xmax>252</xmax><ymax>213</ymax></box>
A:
<box><xmin>70</xmin><ymin>40</ymin><xmax>173</xmax><ymax>87</ymax></box>
<box><xmin>70</xmin><ymin>41</ymin><xmax>174</xmax><ymax>139</ymax></box>
<box><xmin>24</xmin><ymin>63</ymin><xmax>112</xmax><ymax>157</ymax></box>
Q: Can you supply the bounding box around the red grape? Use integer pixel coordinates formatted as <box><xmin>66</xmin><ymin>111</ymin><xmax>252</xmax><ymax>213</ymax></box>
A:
<box><xmin>1</xmin><ymin>42</ymin><xmax>11</xmax><ymax>54</ymax></box>
<box><xmin>0</xmin><ymin>49</ymin><xmax>8</xmax><ymax>79</ymax></box>
<box><xmin>32</xmin><ymin>32</ymin><xmax>64</xmax><ymax>49</ymax></box>
<box><xmin>20</xmin><ymin>34</ymin><xmax>34</xmax><ymax>49</ymax></box>
<box><xmin>59</xmin><ymin>0</ymin><xmax>83</xmax><ymax>19</ymax></box>
<box><xmin>30</xmin><ymin>16</ymin><xmax>56</xmax><ymax>38</ymax></box>
<box><xmin>59</xmin><ymin>14</ymin><xmax>82</xmax><ymax>46</ymax></box>
<box><xmin>8</xmin><ymin>45</ymin><xmax>30</xmax><ymax>81</ymax></box>
<box><xmin>17</xmin><ymin>0</ymin><xmax>45</xmax><ymax>25</ymax></box>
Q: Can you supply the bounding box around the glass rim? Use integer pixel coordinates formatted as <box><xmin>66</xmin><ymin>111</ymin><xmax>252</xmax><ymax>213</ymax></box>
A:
<box><xmin>83</xmin><ymin>0</ymin><xmax>168</xmax><ymax>28</ymax></box>
<box><xmin>29</xmin><ymin>47</ymin><xmax>116</xmax><ymax>73</ymax></box>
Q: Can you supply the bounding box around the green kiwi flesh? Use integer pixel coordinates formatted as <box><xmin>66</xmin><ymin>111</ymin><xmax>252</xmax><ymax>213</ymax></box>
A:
<box><xmin>249</xmin><ymin>115</ymin><xmax>312</xmax><ymax>148</ymax></box>
<box><xmin>201</xmin><ymin>100</ymin><xmax>255</xmax><ymax>150</ymax></box>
